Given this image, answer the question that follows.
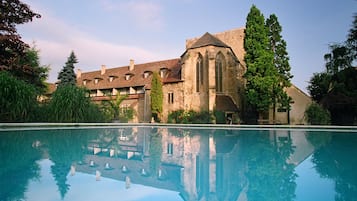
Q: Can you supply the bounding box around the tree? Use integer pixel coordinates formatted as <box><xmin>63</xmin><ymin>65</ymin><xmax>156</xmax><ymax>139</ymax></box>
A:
<box><xmin>307</xmin><ymin>72</ymin><xmax>331</xmax><ymax>103</ymax></box>
<box><xmin>0</xmin><ymin>0</ymin><xmax>40</xmax><ymax>74</ymax></box>
<box><xmin>150</xmin><ymin>72</ymin><xmax>163</xmax><ymax>122</ymax></box>
<box><xmin>18</xmin><ymin>46</ymin><xmax>49</xmax><ymax>94</ymax></box>
<box><xmin>266</xmin><ymin>14</ymin><xmax>293</xmax><ymax>123</ymax></box>
<box><xmin>243</xmin><ymin>5</ymin><xmax>278</xmax><ymax>121</ymax></box>
<box><xmin>57</xmin><ymin>51</ymin><xmax>77</xmax><ymax>87</ymax></box>
<box><xmin>307</xmin><ymin>14</ymin><xmax>357</xmax><ymax>125</ymax></box>
<box><xmin>324</xmin><ymin>43</ymin><xmax>352</xmax><ymax>75</ymax></box>
<box><xmin>346</xmin><ymin>14</ymin><xmax>357</xmax><ymax>60</ymax></box>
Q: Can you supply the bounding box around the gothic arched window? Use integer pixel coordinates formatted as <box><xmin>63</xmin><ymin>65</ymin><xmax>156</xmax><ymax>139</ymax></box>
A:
<box><xmin>196</xmin><ymin>54</ymin><xmax>203</xmax><ymax>92</ymax></box>
<box><xmin>215</xmin><ymin>53</ymin><xmax>224</xmax><ymax>93</ymax></box>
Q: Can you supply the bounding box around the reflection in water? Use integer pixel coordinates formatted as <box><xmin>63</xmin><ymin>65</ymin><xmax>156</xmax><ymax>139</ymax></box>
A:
<box><xmin>0</xmin><ymin>131</ymin><xmax>42</xmax><ymax>201</ymax></box>
<box><xmin>308</xmin><ymin>132</ymin><xmax>357</xmax><ymax>201</ymax></box>
<box><xmin>0</xmin><ymin>127</ymin><xmax>356</xmax><ymax>201</ymax></box>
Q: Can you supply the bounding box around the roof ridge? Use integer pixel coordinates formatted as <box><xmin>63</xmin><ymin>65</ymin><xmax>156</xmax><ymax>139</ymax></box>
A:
<box><xmin>189</xmin><ymin>32</ymin><xmax>230</xmax><ymax>49</ymax></box>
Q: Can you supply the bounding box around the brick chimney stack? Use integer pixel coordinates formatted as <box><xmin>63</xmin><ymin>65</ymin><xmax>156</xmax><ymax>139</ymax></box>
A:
<box><xmin>101</xmin><ymin>65</ymin><xmax>106</xmax><ymax>75</ymax></box>
<box><xmin>76</xmin><ymin>69</ymin><xmax>82</xmax><ymax>78</ymax></box>
<box><xmin>129</xmin><ymin>59</ymin><xmax>134</xmax><ymax>71</ymax></box>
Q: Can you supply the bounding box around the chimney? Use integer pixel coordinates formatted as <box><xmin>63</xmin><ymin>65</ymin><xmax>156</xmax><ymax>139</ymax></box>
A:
<box><xmin>129</xmin><ymin>59</ymin><xmax>134</xmax><ymax>71</ymax></box>
<box><xmin>76</xmin><ymin>69</ymin><xmax>82</xmax><ymax>78</ymax></box>
<box><xmin>101</xmin><ymin>65</ymin><xmax>106</xmax><ymax>75</ymax></box>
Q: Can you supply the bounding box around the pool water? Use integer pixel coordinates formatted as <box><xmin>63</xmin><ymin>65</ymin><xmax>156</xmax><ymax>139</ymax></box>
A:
<box><xmin>0</xmin><ymin>125</ymin><xmax>356</xmax><ymax>201</ymax></box>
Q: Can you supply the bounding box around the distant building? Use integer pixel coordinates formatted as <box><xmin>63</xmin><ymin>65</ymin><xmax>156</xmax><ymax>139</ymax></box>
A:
<box><xmin>73</xmin><ymin>27</ymin><xmax>311</xmax><ymax>124</ymax></box>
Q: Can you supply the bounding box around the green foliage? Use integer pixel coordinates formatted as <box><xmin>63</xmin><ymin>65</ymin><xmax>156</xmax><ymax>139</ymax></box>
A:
<box><xmin>214</xmin><ymin>110</ymin><xmax>226</xmax><ymax>124</ymax></box>
<box><xmin>47</xmin><ymin>85</ymin><xmax>105</xmax><ymax>122</ymax></box>
<box><xmin>324</xmin><ymin>44</ymin><xmax>353</xmax><ymax>75</ymax></box>
<box><xmin>346</xmin><ymin>14</ymin><xmax>357</xmax><ymax>60</ymax></box>
<box><xmin>150</xmin><ymin>72</ymin><xmax>163</xmax><ymax>121</ymax></box>
<box><xmin>266</xmin><ymin>14</ymin><xmax>293</xmax><ymax>86</ymax></box>
<box><xmin>307</xmin><ymin>72</ymin><xmax>332</xmax><ymax>103</ymax></box>
<box><xmin>168</xmin><ymin>110</ymin><xmax>213</xmax><ymax>124</ymax></box>
<box><xmin>0</xmin><ymin>71</ymin><xmax>38</xmax><ymax>122</ymax></box>
<box><xmin>266</xmin><ymin>14</ymin><xmax>293</xmax><ymax>121</ymax></box>
<box><xmin>57</xmin><ymin>51</ymin><xmax>77</xmax><ymax>87</ymax></box>
<box><xmin>17</xmin><ymin>46</ymin><xmax>49</xmax><ymax>94</ymax></box>
<box><xmin>244</xmin><ymin>5</ymin><xmax>278</xmax><ymax>115</ymax></box>
<box><xmin>307</xmin><ymin>15</ymin><xmax>357</xmax><ymax>125</ymax></box>
<box><xmin>305</xmin><ymin>103</ymin><xmax>331</xmax><ymax>125</ymax></box>
<box><xmin>101</xmin><ymin>94</ymin><xmax>134</xmax><ymax>122</ymax></box>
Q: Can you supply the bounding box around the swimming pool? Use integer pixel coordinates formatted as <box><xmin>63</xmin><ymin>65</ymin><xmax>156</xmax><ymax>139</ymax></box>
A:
<box><xmin>1</xmin><ymin>124</ymin><xmax>356</xmax><ymax>201</ymax></box>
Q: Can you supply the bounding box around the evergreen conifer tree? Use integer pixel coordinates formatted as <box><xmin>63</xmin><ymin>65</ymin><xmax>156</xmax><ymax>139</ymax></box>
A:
<box><xmin>266</xmin><ymin>14</ymin><xmax>293</xmax><ymax>122</ymax></box>
<box><xmin>58</xmin><ymin>51</ymin><xmax>77</xmax><ymax>87</ymax></box>
<box><xmin>244</xmin><ymin>5</ymin><xmax>278</xmax><ymax>121</ymax></box>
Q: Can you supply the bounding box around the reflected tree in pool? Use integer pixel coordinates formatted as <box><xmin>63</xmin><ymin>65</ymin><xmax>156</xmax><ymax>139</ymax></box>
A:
<box><xmin>44</xmin><ymin>129</ymin><xmax>92</xmax><ymax>199</ymax></box>
<box><xmin>0</xmin><ymin>132</ymin><xmax>42</xmax><ymax>201</ymax></box>
<box><xmin>149</xmin><ymin>128</ymin><xmax>163</xmax><ymax>176</ymax></box>
<box><xmin>311</xmin><ymin>133</ymin><xmax>357</xmax><ymax>201</ymax></box>
<box><xmin>240</xmin><ymin>131</ymin><xmax>297</xmax><ymax>201</ymax></box>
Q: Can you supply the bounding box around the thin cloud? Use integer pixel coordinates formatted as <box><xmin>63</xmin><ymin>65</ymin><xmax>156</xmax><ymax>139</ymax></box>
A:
<box><xmin>101</xmin><ymin>0</ymin><xmax>165</xmax><ymax>30</ymax></box>
<box><xmin>19</xmin><ymin>3</ymin><xmax>166</xmax><ymax>82</ymax></box>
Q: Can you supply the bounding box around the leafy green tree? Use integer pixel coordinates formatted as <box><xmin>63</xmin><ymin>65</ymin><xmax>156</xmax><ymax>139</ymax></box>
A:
<box><xmin>244</xmin><ymin>5</ymin><xmax>278</xmax><ymax>121</ymax></box>
<box><xmin>307</xmin><ymin>72</ymin><xmax>332</xmax><ymax>103</ymax></box>
<box><xmin>0</xmin><ymin>71</ymin><xmax>37</xmax><ymax>122</ymax></box>
<box><xmin>266</xmin><ymin>14</ymin><xmax>293</xmax><ymax>122</ymax></box>
<box><xmin>57</xmin><ymin>51</ymin><xmax>77</xmax><ymax>87</ymax></box>
<box><xmin>48</xmin><ymin>85</ymin><xmax>104</xmax><ymax>122</ymax></box>
<box><xmin>18</xmin><ymin>46</ymin><xmax>49</xmax><ymax>94</ymax></box>
<box><xmin>324</xmin><ymin>43</ymin><xmax>352</xmax><ymax>75</ymax></box>
<box><xmin>346</xmin><ymin>14</ymin><xmax>357</xmax><ymax>60</ymax></box>
<box><xmin>150</xmin><ymin>72</ymin><xmax>163</xmax><ymax>122</ymax></box>
<box><xmin>0</xmin><ymin>0</ymin><xmax>40</xmax><ymax>70</ymax></box>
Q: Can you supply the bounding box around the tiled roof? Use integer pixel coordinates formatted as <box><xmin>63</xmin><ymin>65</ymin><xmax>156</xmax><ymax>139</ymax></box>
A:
<box><xmin>77</xmin><ymin>58</ymin><xmax>182</xmax><ymax>90</ymax></box>
<box><xmin>189</xmin><ymin>32</ymin><xmax>230</xmax><ymax>49</ymax></box>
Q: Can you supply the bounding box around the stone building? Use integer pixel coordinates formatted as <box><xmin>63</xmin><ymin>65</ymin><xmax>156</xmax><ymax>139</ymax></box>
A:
<box><xmin>76</xmin><ymin>27</ymin><xmax>311</xmax><ymax>124</ymax></box>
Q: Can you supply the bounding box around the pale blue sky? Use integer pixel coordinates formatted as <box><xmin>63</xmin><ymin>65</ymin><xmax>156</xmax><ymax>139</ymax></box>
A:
<box><xmin>18</xmin><ymin>0</ymin><xmax>356</xmax><ymax>93</ymax></box>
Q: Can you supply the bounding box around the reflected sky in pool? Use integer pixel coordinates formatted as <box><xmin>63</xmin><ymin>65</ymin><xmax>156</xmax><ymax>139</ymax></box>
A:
<box><xmin>0</xmin><ymin>126</ymin><xmax>356</xmax><ymax>201</ymax></box>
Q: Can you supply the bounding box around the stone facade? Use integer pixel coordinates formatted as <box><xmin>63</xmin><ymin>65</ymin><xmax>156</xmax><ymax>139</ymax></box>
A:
<box><xmin>74</xmin><ymin>27</ymin><xmax>311</xmax><ymax>124</ymax></box>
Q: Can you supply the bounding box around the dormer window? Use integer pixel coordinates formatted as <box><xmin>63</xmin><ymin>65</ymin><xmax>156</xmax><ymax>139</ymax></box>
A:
<box><xmin>143</xmin><ymin>71</ymin><xmax>152</xmax><ymax>78</ymax></box>
<box><xmin>109</xmin><ymin>75</ymin><xmax>117</xmax><ymax>82</ymax></box>
<box><xmin>125</xmin><ymin>73</ymin><xmax>134</xmax><ymax>81</ymax></box>
<box><xmin>160</xmin><ymin>67</ymin><xmax>168</xmax><ymax>78</ymax></box>
<box><xmin>94</xmin><ymin>78</ymin><xmax>102</xmax><ymax>84</ymax></box>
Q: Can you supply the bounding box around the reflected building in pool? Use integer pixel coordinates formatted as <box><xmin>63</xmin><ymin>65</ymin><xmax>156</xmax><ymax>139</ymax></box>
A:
<box><xmin>73</xmin><ymin>127</ymin><xmax>315</xmax><ymax>201</ymax></box>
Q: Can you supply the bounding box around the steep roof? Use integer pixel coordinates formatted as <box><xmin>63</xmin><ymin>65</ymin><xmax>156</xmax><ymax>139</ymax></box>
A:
<box><xmin>189</xmin><ymin>32</ymin><xmax>230</xmax><ymax>49</ymax></box>
<box><xmin>216</xmin><ymin>95</ymin><xmax>239</xmax><ymax>112</ymax></box>
<box><xmin>77</xmin><ymin>58</ymin><xmax>182</xmax><ymax>90</ymax></box>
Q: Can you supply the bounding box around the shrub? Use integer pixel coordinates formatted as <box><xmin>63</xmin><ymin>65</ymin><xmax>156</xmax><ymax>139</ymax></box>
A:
<box><xmin>47</xmin><ymin>85</ymin><xmax>105</xmax><ymax>122</ymax></box>
<box><xmin>168</xmin><ymin>110</ymin><xmax>213</xmax><ymax>124</ymax></box>
<box><xmin>0</xmin><ymin>72</ymin><xmax>38</xmax><ymax>122</ymax></box>
<box><xmin>305</xmin><ymin>103</ymin><xmax>331</xmax><ymax>125</ymax></box>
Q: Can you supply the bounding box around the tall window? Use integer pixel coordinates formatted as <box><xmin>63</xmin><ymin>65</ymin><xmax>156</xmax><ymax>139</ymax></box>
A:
<box><xmin>215</xmin><ymin>54</ymin><xmax>224</xmax><ymax>92</ymax></box>
<box><xmin>196</xmin><ymin>55</ymin><xmax>203</xmax><ymax>92</ymax></box>
<box><xmin>168</xmin><ymin>92</ymin><xmax>174</xmax><ymax>104</ymax></box>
